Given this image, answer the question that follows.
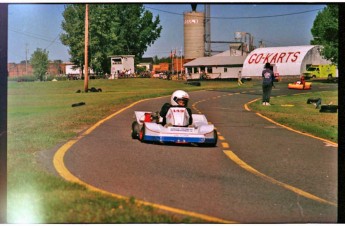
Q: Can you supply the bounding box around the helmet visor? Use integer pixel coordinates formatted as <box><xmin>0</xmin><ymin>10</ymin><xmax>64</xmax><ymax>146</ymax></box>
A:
<box><xmin>174</xmin><ymin>97</ymin><xmax>188</xmax><ymax>106</ymax></box>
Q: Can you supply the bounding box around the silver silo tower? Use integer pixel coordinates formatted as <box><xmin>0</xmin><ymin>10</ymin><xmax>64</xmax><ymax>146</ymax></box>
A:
<box><xmin>184</xmin><ymin>8</ymin><xmax>205</xmax><ymax>59</ymax></box>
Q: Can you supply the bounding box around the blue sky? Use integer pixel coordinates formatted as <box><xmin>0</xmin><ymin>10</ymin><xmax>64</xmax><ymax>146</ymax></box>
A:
<box><xmin>8</xmin><ymin>3</ymin><xmax>326</xmax><ymax>63</ymax></box>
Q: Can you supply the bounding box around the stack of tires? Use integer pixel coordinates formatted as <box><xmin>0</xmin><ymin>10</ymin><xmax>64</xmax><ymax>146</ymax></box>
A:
<box><xmin>307</xmin><ymin>98</ymin><xmax>337</xmax><ymax>113</ymax></box>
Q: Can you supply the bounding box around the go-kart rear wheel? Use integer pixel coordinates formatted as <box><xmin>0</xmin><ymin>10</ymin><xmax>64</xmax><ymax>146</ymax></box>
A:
<box><xmin>131</xmin><ymin>121</ymin><xmax>140</xmax><ymax>139</ymax></box>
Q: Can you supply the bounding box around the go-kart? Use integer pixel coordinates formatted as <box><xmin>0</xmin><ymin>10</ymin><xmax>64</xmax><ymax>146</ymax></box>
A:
<box><xmin>131</xmin><ymin>107</ymin><xmax>218</xmax><ymax>146</ymax></box>
<box><xmin>288</xmin><ymin>81</ymin><xmax>312</xmax><ymax>90</ymax></box>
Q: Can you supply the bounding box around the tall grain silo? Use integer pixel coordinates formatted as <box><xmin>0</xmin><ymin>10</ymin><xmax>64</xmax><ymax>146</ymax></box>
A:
<box><xmin>184</xmin><ymin>10</ymin><xmax>205</xmax><ymax>59</ymax></box>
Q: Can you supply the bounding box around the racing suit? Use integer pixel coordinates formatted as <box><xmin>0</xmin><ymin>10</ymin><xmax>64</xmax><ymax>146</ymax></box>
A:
<box><xmin>159</xmin><ymin>103</ymin><xmax>193</xmax><ymax>126</ymax></box>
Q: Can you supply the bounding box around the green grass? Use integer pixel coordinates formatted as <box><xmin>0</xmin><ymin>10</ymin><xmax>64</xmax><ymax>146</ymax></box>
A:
<box><xmin>248</xmin><ymin>90</ymin><xmax>338</xmax><ymax>143</ymax></box>
<box><xmin>7</xmin><ymin>78</ymin><xmax>337</xmax><ymax>223</ymax></box>
<box><xmin>7</xmin><ymin>78</ymin><xmax>246</xmax><ymax>223</ymax></box>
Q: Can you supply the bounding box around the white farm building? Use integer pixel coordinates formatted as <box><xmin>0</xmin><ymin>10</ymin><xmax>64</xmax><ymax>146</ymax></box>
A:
<box><xmin>184</xmin><ymin>45</ymin><xmax>332</xmax><ymax>79</ymax></box>
<box><xmin>184</xmin><ymin>49</ymin><xmax>247</xmax><ymax>79</ymax></box>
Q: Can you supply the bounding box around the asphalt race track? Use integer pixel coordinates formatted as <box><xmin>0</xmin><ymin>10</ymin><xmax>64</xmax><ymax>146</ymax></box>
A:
<box><xmin>54</xmin><ymin>82</ymin><xmax>338</xmax><ymax>223</ymax></box>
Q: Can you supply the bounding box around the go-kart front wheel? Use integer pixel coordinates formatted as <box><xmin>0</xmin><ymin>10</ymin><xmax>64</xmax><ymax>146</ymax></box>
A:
<box><xmin>131</xmin><ymin>121</ymin><xmax>140</xmax><ymax>139</ymax></box>
<box><xmin>139</xmin><ymin>126</ymin><xmax>146</xmax><ymax>142</ymax></box>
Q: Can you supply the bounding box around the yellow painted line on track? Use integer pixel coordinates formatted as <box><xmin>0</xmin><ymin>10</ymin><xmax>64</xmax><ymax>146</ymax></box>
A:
<box><xmin>218</xmin><ymin>135</ymin><xmax>225</xmax><ymax>141</ymax></box>
<box><xmin>223</xmin><ymin>150</ymin><xmax>337</xmax><ymax>207</ymax></box>
<box><xmin>244</xmin><ymin>98</ymin><xmax>337</xmax><ymax>147</ymax></box>
<box><xmin>256</xmin><ymin>112</ymin><xmax>338</xmax><ymax>147</ymax></box>
<box><xmin>53</xmin><ymin>97</ymin><xmax>235</xmax><ymax>224</ymax></box>
<box><xmin>201</xmin><ymin>93</ymin><xmax>337</xmax><ymax>207</ymax></box>
<box><xmin>244</xmin><ymin>98</ymin><xmax>260</xmax><ymax>111</ymax></box>
<box><xmin>222</xmin><ymin>142</ymin><xmax>229</xmax><ymax>148</ymax></box>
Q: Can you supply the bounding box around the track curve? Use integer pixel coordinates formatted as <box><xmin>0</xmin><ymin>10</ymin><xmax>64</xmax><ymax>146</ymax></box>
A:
<box><xmin>54</xmin><ymin>83</ymin><xmax>338</xmax><ymax>223</ymax></box>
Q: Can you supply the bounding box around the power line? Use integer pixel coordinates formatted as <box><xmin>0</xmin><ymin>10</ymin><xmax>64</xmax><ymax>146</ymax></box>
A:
<box><xmin>254</xmin><ymin>36</ymin><xmax>285</xmax><ymax>46</ymax></box>
<box><xmin>211</xmin><ymin>8</ymin><xmax>323</xmax><ymax>19</ymax></box>
<box><xmin>145</xmin><ymin>6</ymin><xmax>182</xmax><ymax>17</ymax></box>
<box><xmin>145</xmin><ymin>6</ymin><xmax>324</xmax><ymax>20</ymax></box>
<box><xmin>44</xmin><ymin>33</ymin><xmax>61</xmax><ymax>50</ymax></box>
<box><xmin>9</xmin><ymin>28</ymin><xmax>63</xmax><ymax>45</ymax></box>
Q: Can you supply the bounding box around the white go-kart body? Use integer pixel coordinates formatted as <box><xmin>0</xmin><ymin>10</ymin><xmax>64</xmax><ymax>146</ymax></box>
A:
<box><xmin>131</xmin><ymin>107</ymin><xmax>218</xmax><ymax>146</ymax></box>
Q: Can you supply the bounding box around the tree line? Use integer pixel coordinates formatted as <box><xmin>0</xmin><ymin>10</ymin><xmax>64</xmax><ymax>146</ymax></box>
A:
<box><xmin>29</xmin><ymin>4</ymin><xmax>338</xmax><ymax>81</ymax></box>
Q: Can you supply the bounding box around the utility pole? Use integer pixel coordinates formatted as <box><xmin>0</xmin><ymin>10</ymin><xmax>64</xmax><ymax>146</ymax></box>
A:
<box><xmin>176</xmin><ymin>48</ymin><xmax>178</xmax><ymax>79</ymax></box>
<box><xmin>84</xmin><ymin>4</ymin><xmax>89</xmax><ymax>92</ymax></box>
<box><xmin>180</xmin><ymin>47</ymin><xmax>183</xmax><ymax>78</ymax></box>
<box><xmin>171</xmin><ymin>49</ymin><xmax>174</xmax><ymax>75</ymax></box>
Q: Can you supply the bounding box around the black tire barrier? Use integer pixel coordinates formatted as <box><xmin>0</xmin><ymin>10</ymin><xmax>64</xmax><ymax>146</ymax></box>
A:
<box><xmin>319</xmin><ymin>105</ymin><xmax>338</xmax><ymax>113</ymax></box>
<box><xmin>76</xmin><ymin>88</ymin><xmax>102</xmax><ymax>93</ymax></box>
<box><xmin>89</xmin><ymin>87</ymin><xmax>98</xmax><ymax>92</ymax></box>
<box><xmin>307</xmin><ymin>98</ymin><xmax>321</xmax><ymax>104</ymax></box>
<box><xmin>307</xmin><ymin>98</ymin><xmax>322</xmax><ymax>108</ymax></box>
<box><xmin>71</xmin><ymin>102</ymin><xmax>85</xmax><ymax>107</ymax></box>
<box><xmin>185</xmin><ymin>81</ymin><xmax>201</xmax><ymax>86</ymax></box>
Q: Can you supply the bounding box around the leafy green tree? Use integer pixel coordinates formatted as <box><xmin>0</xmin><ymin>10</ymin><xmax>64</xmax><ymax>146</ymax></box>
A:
<box><xmin>60</xmin><ymin>5</ymin><xmax>86</xmax><ymax>76</ymax></box>
<box><xmin>60</xmin><ymin>4</ymin><xmax>162</xmax><ymax>74</ymax></box>
<box><xmin>30</xmin><ymin>48</ymin><xmax>49</xmax><ymax>81</ymax></box>
<box><xmin>310</xmin><ymin>4</ymin><xmax>338</xmax><ymax>65</ymax></box>
<box><xmin>153</xmin><ymin>55</ymin><xmax>171</xmax><ymax>64</ymax></box>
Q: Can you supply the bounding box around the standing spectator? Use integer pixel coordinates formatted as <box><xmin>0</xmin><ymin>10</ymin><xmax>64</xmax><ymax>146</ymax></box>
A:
<box><xmin>261</xmin><ymin>63</ymin><xmax>275</xmax><ymax>106</ymax></box>
<box><xmin>300</xmin><ymin>74</ymin><xmax>306</xmax><ymax>89</ymax></box>
<box><xmin>237</xmin><ymin>70</ymin><xmax>243</xmax><ymax>86</ymax></box>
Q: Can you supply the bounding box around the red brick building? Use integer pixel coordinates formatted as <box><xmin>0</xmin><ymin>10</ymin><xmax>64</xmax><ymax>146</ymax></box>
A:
<box><xmin>172</xmin><ymin>58</ymin><xmax>192</xmax><ymax>72</ymax></box>
<box><xmin>7</xmin><ymin>61</ymin><xmax>65</xmax><ymax>77</ymax></box>
<box><xmin>152</xmin><ymin>62</ymin><xmax>170</xmax><ymax>73</ymax></box>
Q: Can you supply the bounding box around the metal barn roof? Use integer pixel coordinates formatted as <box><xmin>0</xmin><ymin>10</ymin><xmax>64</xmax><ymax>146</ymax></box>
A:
<box><xmin>184</xmin><ymin>55</ymin><xmax>247</xmax><ymax>67</ymax></box>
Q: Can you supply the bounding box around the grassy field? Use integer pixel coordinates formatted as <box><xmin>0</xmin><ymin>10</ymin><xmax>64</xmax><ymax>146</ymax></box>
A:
<box><xmin>7</xmin><ymin>78</ymin><xmax>337</xmax><ymax>223</ymax></box>
<box><xmin>7</xmin><ymin>78</ymin><xmax>247</xmax><ymax>223</ymax></box>
<box><xmin>248</xmin><ymin>90</ymin><xmax>338</xmax><ymax>143</ymax></box>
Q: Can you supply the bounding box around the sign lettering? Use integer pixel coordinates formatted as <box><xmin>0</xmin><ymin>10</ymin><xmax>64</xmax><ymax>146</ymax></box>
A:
<box><xmin>169</xmin><ymin>127</ymin><xmax>194</xmax><ymax>132</ymax></box>
<box><xmin>247</xmin><ymin>51</ymin><xmax>301</xmax><ymax>64</ymax></box>
<box><xmin>184</xmin><ymin>19</ymin><xmax>199</xmax><ymax>24</ymax></box>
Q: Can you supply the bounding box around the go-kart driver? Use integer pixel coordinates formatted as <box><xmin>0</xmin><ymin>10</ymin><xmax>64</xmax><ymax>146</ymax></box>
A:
<box><xmin>160</xmin><ymin>90</ymin><xmax>193</xmax><ymax>126</ymax></box>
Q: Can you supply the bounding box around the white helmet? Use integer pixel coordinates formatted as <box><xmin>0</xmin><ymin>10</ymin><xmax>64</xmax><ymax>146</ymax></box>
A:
<box><xmin>170</xmin><ymin>90</ymin><xmax>190</xmax><ymax>106</ymax></box>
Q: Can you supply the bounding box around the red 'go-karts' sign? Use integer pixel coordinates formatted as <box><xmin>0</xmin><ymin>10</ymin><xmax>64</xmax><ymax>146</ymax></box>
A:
<box><xmin>247</xmin><ymin>51</ymin><xmax>301</xmax><ymax>64</ymax></box>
